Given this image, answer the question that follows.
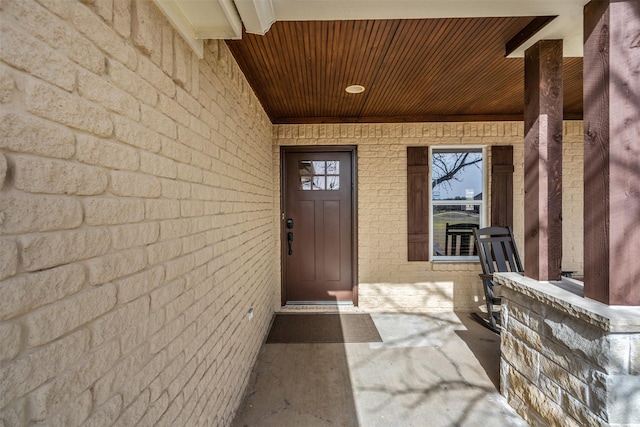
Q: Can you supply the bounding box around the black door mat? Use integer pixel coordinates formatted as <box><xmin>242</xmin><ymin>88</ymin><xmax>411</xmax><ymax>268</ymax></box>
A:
<box><xmin>266</xmin><ymin>313</ymin><xmax>382</xmax><ymax>344</ymax></box>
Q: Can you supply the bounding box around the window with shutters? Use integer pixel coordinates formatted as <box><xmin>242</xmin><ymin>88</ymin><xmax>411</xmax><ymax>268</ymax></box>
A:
<box><xmin>408</xmin><ymin>146</ymin><xmax>513</xmax><ymax>262</ymax></box>
<box><xmin>430</xmin><ymin>147</ymin><xmax>486</xmax><ymax>261</ymax></box>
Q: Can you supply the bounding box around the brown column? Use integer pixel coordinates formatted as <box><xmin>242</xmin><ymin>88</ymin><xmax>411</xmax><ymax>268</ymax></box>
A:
<box><xmin>524</xmin><ymin>40</ymin><xmax>564</xmax><ymax>281</ymax></box>
<box><xmin>584</xmin><ymin>0</ymin><xmax>640</xmax><ymax>305</ymax></box>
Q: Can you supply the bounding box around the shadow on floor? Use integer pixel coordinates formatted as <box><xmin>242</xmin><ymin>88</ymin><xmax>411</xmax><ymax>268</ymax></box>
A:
<box><xmin>232</xmin><ymin>312</ymin><xmax>527</xmax><ymax>427</ymax></box>
<box><xmin>454</xmin><ymin>312</ymin><xmax>501</xmax><ymax>389</ymax></box>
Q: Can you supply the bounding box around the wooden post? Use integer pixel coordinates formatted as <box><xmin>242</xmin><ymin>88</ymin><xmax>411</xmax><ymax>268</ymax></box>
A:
<box><xmin>524</xmin><ymin>40</ymin><xmax>564</xmax><ymax>281</ymax></box>
<box><xmin>583</xmin><ymin>0</ymin><xmax>640</xmax><ymax>305</ymax></box>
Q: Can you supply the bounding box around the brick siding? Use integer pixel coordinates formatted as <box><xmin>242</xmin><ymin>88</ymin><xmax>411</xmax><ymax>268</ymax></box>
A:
<box><xmin>0</xmin><ymin>0</ymin><xmax>274</xmax><ymax>425</ymax></box>
<box><xmin>274</xmin><ymin>122</ymin><xmax>584</xmax><ymax>311</ymax></box>
<box><xmin>0</xmin><ymin>0</ymin><xmax>586</xmax><ymax>424</ymax></box>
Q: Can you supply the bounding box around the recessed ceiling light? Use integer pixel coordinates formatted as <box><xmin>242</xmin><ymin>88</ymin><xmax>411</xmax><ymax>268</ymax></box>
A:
<box><xmin>345</xmin><ymin>84</ymin><xmax>365</xmax><ymax>94</ymax></box>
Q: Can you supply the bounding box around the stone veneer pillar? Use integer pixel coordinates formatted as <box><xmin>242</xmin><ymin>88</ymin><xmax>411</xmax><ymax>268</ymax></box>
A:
<box><xmin>495</xmin><ymin>273</ymin><xmax>640</xmax><ymax>427</ymax></box>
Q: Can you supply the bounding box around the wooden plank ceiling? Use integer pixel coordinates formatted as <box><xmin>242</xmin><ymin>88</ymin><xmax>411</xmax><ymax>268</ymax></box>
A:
<box><xmin>226</xmin><ymin>18</ymin><xmax>583</xmax><ymax>124</ymax></box>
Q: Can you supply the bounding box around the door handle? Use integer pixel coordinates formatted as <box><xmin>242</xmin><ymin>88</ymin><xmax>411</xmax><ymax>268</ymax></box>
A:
<box><xmin>287</xmin><ymin>232</ymin><xmax>293</xmax><ymax>255</ymax></box>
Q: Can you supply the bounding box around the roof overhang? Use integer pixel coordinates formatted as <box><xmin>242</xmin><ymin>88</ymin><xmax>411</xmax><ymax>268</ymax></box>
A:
<box><xmin>154</xmin><ymin>0</ymin><xmax>589</xmax><ymax>58</ymax></box>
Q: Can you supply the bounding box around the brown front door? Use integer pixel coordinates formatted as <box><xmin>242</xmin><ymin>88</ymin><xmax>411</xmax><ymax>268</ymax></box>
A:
<box><xmin>281</xmin><ymin>147</ymin><xmax>356</xmax><ymax>304</ymax></box>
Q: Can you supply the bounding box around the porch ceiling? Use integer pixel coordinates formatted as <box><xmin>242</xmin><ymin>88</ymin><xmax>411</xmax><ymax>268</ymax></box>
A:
<box><xmin>154</xmin><ymin>0</ymin><xmax>586</xmax><ymax>124</ymax></box>
<box><xmin>226</xmin><ymin>18</ymin><xmax>583</xmax><ymax>123</ymax></box>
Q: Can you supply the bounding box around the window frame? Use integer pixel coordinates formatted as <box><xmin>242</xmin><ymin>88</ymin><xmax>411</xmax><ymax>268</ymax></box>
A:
<box><xmin>429</xmin><ymin>145</ymin><xmax>487</xmax><ymax>262</ymax></box>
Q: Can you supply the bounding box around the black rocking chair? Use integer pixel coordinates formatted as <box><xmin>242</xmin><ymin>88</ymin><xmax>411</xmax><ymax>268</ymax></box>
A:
<box><xmin>472</xmin><ymin>226</ymin><xmax>523</xmax><ymax>333</ymax></box>
<box><xmin>445</xmin><ymin>223</ymin><xmax>478</xmax><ymax>256</ymax></box>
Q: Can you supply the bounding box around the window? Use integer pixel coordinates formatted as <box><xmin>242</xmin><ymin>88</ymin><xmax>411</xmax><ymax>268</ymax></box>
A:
<box><xmin>430</xmin><ymin>147</ymin><xmax>485</xmax><ymax>261</ymax></box>
<box><xmin>407</xmin><ymin>145</ymin><xmax>511</xmax><ymax>262</ymax></box>
<box><xmin>299</xmin><ymin>160</ymin><xmax>340</xmax><ymax>190</ymax></box>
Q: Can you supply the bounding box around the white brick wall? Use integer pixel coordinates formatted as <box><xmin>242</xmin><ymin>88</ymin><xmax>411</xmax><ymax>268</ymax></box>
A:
<box><xmin>273</xmin><ymin>122</ymin><xmax>584</xmax><ymax>311</ymax></box>
<box><xmin>1</xmin><ymin>1</ymin><xmax>274</xmax><ymax>426</ymax></box>
<box><xmin>562</xmin><ymin>122</ymin><xmax>584</xmax><ymax>274</ymax></box>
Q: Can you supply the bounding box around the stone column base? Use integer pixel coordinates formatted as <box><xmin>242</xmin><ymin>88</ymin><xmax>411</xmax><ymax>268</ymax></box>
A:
<box><xmin>495</xmin><ymin>273</ymin><xmax>640</xmax><ymax>427</ymax></box>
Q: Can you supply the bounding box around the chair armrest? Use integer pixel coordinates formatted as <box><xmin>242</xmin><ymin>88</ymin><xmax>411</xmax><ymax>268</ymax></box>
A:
<box><xmin>479</xmin><ymin>273</ymin><xmax>493</xmax><ymax>280</ymax></box>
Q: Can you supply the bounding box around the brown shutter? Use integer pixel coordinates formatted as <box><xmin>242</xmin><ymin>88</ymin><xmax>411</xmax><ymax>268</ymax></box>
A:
<box><xmin>491</xmin><ymin>145</ymin><xmax>514</xmax><ymax>228</ymax></box>
<box><xmin>407</xmin><ymin>146</ymin><xmax>430</xmax><ymax>261</ymax></box>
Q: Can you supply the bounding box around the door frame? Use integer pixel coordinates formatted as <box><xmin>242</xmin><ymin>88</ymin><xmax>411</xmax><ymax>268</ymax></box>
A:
<box><xmin>280</xmin><ymin>145</ymin><xmax>358</xmax><ymax>306</ymax></box>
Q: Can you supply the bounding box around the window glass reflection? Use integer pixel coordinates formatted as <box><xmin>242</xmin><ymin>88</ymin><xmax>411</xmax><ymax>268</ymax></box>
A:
<box><xmin>327</xmin><ymin>176</ymin><xmax>340</xmax><ymax>190</ymax></box>
<box><xmin>326</xmin><ymin>161</ymin><xmax>339</xmax><ymax>174</ymax></box>
<box><xmin>312</xmin><ymin>161</ymin><xmax>326</xmax><ymax>175</ymax></box>
<box><xmin>432</xmin><ymin>204</ymin><xmax>480</xmax><ymax>257</ymax></box>
<box><xmin>300</xmin><ymin>177</ymin><xmax>312</xmax><ymax>190</ymax></box>
<box><xmin>298</xmin><ymin>160</ymin><xmax>341</xmax><ymax>191</ymax></box>
<box><xmin>431</xmin><ymin>150</ymin><xmax>482</xmax><ymax>201</ymax></box>
<box><xmin>299</xmin><ymin>160</ymin><xmax>312</xmax><ymax>176</ymax></box>
<box><xmin>312</xmin><ymin>176</ymin><xmax>325</xmax><ymax>190</ymax></box>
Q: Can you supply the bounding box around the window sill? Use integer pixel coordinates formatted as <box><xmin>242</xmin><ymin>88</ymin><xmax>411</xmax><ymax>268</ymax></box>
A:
<box><xmin>431</xmin><ymin>258</ymin><xmax>480</xmax><ymax>264</ymax></box>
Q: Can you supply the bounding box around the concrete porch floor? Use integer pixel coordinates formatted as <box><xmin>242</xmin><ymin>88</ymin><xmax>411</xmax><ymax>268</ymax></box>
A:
<box><xmin>232</xmin><ymin>312</ymin><xmax>529</xmax><ymax>426</ymax></box>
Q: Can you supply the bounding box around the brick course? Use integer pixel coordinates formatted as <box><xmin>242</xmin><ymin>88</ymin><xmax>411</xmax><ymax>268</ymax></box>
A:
<box><xmin>0</xmin><ymin>0</ymin><xmax>586</xmax><ymax>425</ymax></box>
<box><xmin>1</xmin><ymin>1</ymin><xmax>273</xmax><ymax>426</ymax></box>
<box><xmin>273</xmin><ymin>122</ymin><xmax>584</xmax><ymax>311</ymax></box>
<box><xmin>0</xmin><ymin>113</ymin><xmax>76</xmax><ymax>159</ymax></box>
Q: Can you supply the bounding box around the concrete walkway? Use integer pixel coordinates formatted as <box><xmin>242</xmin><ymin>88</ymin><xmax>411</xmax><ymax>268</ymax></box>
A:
<box><xmin>232</xmin><ymin>312</ymin><xmax>528</xmax><ymax>426</ymax></box>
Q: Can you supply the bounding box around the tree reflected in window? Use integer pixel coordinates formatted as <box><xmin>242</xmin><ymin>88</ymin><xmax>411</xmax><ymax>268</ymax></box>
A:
<box><xmin>299</xmin><ymin>160</ymin><xmax>340</xmax><ymax>191</ymax></box>
<box><xmin>432</xmin><ymin>151</ymin><xmax>482</xmax><ymax>200</ymax></box>
<box><xmin>431</xmin><ymin>148</ymin><xmax>484</xmax><ymax>259</ymax></box>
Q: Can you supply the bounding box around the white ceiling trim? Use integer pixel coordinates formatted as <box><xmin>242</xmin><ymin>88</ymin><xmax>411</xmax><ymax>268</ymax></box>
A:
<box><xmin>269</xmin><ymin>0</ymin><xmax>587</xmax><ymax>21</ymax></box>
<box><xmin>154</xmin><ymin>0</ymin><xmax>590</xmax><ymax>58</ymax></box>
<box><xmin>213</xmin><ymin>0</ymin><xmax>244</xmax><ymax>39</ymax></box>
<box><xmin>153</xmin><ymin>0</ymin><xmax>204</xmax><ymax>58</ymax></box>
<box><xmin>153</xmin><ymin>0</ymin><xmax>244</xmax><ymax>58</ymax></box>
<box><xmin>269</xmin><ymin>0</ymin><xmax>589</xmax><ymax>57</ymax></box>
<box><xmin>507</xmin><ymin>8</ymin><xmax>585</xmax><ymax>57</ymax></box>
<box><xmin>235</xmin><ymin>0</ymin><xmax>276</xmax><ymax>35</ymax></box>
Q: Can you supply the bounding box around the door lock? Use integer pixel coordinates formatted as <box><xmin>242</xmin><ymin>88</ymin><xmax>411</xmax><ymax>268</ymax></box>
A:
<box><xmin>286</xmin><ymin>218</ymin><xmax>294</xmax><ymax>229</ymax></box>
